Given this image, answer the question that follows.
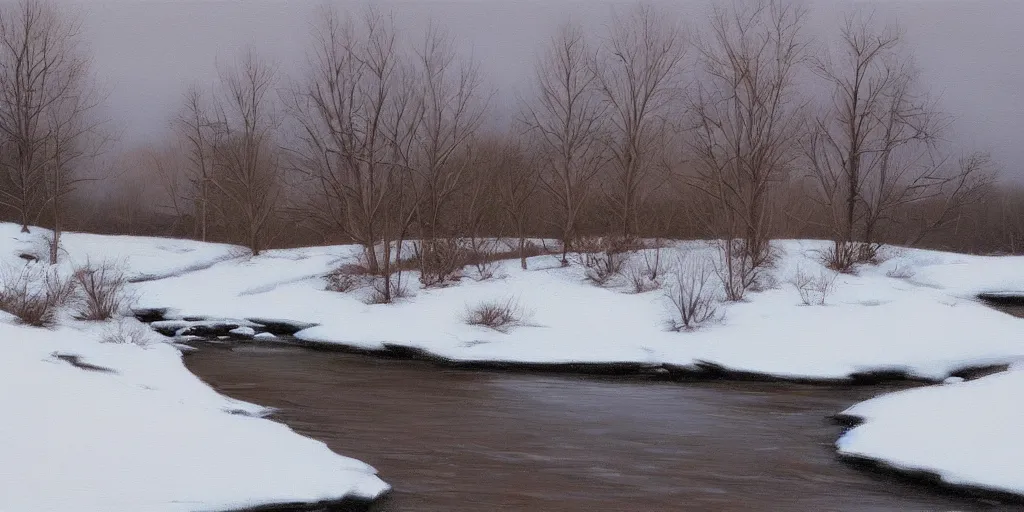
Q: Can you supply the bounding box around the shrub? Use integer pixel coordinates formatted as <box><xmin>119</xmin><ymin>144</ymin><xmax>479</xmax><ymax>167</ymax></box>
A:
<box><xmin>666</xmin><ymin>254</ymin><xmax>719</xmax><ymax>331</ymax></box>
<box><xmin>366</xmin><ymin>275</ymin><xmax>411</xmax><ymax>305</ymax></box>
<box><xmin>0</xmin><ymin>265</ymin><xmax>74</xmax><ymax>327</ymax></box>
<box><xmin>627</xmin><ymin>263</ymin><xmax>659</xmax><ymax>294</ymax></box>
<box><xmin>574</xmin><ymin>236</ymin><xmax>629</xmax><ymax>285</ymax></box>
<box><xmin>790</xmin><ymin>266</ymin><xmax>838</xmax><ymax>306</ymax></box>
<box><xmin>416</xmin><ymin>239</ymin><xmax>466</xmax><ymax>288</ymax></box>
<box><xmin>74</xmin><ymin>259</ymin><xmax>135</xmax><ymax>321</ymax></box>
<box><xmin>326</xmin><ymin>263</ymin><xmax>369</xmax><ymax>292</ymax></box>
<box><xmin>464</xmin><ymin>238</ymin><xmax>499</xmax><ymax>281</ymax></box>
<box><xmin>464</xmin><ymin>297</ymin><xmax>529</xmax><ymax>332</ymax></box>
<box><xmin>820</xmin><ymin>241</ymin><xmax>880</xmax><ymax>273</ymax></box>
<box><xmin>641</xmin><ymin>244</ymin><xmax>665</xmax><ymax>281</ymax></box>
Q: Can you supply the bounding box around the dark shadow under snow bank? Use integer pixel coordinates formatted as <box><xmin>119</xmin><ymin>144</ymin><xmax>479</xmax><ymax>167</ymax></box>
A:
<box><xmin>215</xmin><ymin>494</ymin><xmax>389</xmax><ymax>512</ymax></box>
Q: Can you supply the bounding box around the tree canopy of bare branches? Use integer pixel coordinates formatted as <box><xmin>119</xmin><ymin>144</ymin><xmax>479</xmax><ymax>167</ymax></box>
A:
<box><xmin>807</xmin><ymin>12</ymin><xmax>992</xmax><ymax>269</ymax></box>
<box><xmin>526</xmin><ymin>23</ymin><xmax>607</xmax><ymax>264</ymax></box>
<box><xmin>688</xmin><ymin>0</ymin><xmax>809</xmax><ymax>295</ymax></box>
<box><xmin>593</xmin><ymin>4</ymin><xmax>686</xmax><ymax>240</ymax></box>
<box><xmin>209</xmin><ymin>49</ymin><xmax>280</xmax><ymax>255</ymax></box>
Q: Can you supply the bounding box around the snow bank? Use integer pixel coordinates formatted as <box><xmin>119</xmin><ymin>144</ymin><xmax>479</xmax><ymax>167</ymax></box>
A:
<box><xmin>134</xmin><ymin>239</ymin><xmax>1024</xmax><ymax>381</ymax></box>
<box><xmin>0</xmin><ymin>225</ymin><xmax>389</xmax><ymax>511</ymax></box>
<box><xmin>0</xmin><ymin>223</ymin><xmax>244</xmax><ymax>281</ymax></box>
<box><xmin>836</xmin><ymin>367</ymin><xmax>1024</xmax><ymax>497</ymax></box>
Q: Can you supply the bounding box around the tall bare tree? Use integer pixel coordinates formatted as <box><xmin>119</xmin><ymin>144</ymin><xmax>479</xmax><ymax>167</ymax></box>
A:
<box><xmin>289</xmin><ymin>8</ymin><xmax>423</xmax><ymax>301</ymax></box>
<box><xmin>526</xmin><ymin>23</ymin><xmax>606</xmax><ymax>264</ymax></box>
<box><xmin>0</xmin><ymin>0</ymin><xmax>91</xmax><ymax>235</ymax></box>
<box><xmin>593</xmin><ymin>4</ymin><xmax>686</xmax><ymax>239</ymax></box>
<box><xmin>409</xmin><ymin>23</ymin><xmax>486</xmax><ymax>285</ymax></box>
<box><xmin>494</xmin><ymin>137</ymin><xmax>539</xmax><ymax>269</ymax></box>
<box><xmin>209</xmin><ymin>49</ymin><xmax>280</xmax><ymax>255</ymax></box>
<box><xmin>807</xmin><ymin>12</ymin><xmax>992</xmax><ymax>268</ymax></box>
<box><xmin>174</xmin><ymin>85</ymin><xmax>216</xmax><ymax>242</ymax></box>
<box><xmin>688</xmin><ymin>0</ymin><xmax>808</xmax><ymax>299</ymax></box>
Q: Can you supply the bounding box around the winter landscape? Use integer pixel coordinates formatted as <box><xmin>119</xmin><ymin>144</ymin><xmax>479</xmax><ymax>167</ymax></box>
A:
<box><xmin>2</xmin><ymin>0</ymin><xmax>1024</xmax><ymax>510</ymax></box>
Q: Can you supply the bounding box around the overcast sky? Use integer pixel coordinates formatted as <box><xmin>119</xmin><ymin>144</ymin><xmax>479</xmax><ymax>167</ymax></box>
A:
<box><xmin>75</xmin><ymin>0</ymin><xmax>1024</xmax><ymax>178</ymax></box>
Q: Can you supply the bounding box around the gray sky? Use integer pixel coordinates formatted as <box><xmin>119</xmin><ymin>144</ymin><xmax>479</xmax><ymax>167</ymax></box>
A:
<box><xmin>76</xmin><ymin>0</ymin><xmax>1024</xmax><ymax>178</ymax></box>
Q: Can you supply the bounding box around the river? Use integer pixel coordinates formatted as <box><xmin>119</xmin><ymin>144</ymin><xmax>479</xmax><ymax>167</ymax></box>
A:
<box><xmin>183</xmin><ymin>343</ymin><xmax>1012</xmax><ymax>511</ymax></box>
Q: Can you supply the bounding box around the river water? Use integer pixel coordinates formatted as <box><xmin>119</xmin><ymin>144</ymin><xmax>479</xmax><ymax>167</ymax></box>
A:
<box><xmin>184</xmin><ymin>343</ymin><xmax>1011</xmax><ymax>511</ymax></box>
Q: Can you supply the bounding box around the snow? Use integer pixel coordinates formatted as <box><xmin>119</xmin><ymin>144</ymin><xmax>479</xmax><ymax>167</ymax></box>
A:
<box><xmin>133</xmin><ymin>239</ymin><xmax>1024</xmax><ymax>381</ymax></box>
<box><xmin>230</xmin><ymin>326</ymin><xmax>256</xmax><ymax>337</ymax></box>
<box><xmin>5</xmin><ymin>222</ymin><xmax>1024</xmax><ymax>508</ymax></box>
<box><xmin>0</xmin><ymin>225</ymin><xmax>389</xmax><ymax>511</ymax></box>
<box><xmin>836</xmin><ymin>367</ymin><xmax>1024</xmax><ymax>495</ymax></box>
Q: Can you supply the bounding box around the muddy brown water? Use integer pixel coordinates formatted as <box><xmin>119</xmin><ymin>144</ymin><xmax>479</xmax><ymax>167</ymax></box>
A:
<box><xmin>183</xmin><ymin>344</ymin><xmax>1016</xmax><ymax>512</ymax></box>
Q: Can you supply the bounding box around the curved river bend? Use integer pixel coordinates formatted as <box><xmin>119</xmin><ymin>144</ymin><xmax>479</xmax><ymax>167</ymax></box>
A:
<box><xmin>184</xmin><ymin>343</ymin><xmax>1013</xmax><ymax>511</ymax></box>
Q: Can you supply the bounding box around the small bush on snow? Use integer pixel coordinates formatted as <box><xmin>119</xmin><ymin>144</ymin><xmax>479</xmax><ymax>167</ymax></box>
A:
<box><xmin>665</xmin><ymin>254</ymin><xmax>719</xmax><ymax>331</ymax></box>
<box><xmin>627</xmin><ymin>263</ymin><xmax>660</xmax><ymax>293</ymax></box>
<box><xmin>0</xmin><ymin>264</ymin><xmax>74</xmax><ymax>327</ymax></box>
<box><xmin>325</xmin><ymin>263</ymin><xmax>370</xmax><ymax>292</ymax></box>
<box><xmin>790</xmin><ymin>266</ymin><xmax>838</xmax><ymax>306</ymax></box>
<box><xmin>464</xmin><ymin>297</ymin><xmax>530</xmax><ymax>332</ymax></box>
<box><xmin>74</xmin><ymin>259</ymin><xmax>136</xmax><ymax>321</ymax></box>
<box><xmin>574</xmin><ymin>236</ymin><xmax>629</xmax><ymax>286</ymax></box>
<box><xmin>365</xmin><ymin>275</ymin><xmax>411</xmax><ymax>305</ymax></box>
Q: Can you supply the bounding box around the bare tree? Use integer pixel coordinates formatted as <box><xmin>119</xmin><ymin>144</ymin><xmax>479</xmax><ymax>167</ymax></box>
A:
<box><xmin>289</xmin><ymin>8</ymin><xmax>423</xmax><ymax>302</ymax></box>
<box><xmin>495</xmin><ymin>137</ymin><xmax>540</xmax><ymax>270</ymax></box>
<box><xmin>688</xmin><ymin>0</ymin><xmax>808</xmax><ymax>299</ymax></box>
<box><xmin>209</xmin><ymin>49</ymin><xmax>280</xmax><ymax>255</ymax></box>
<box><xmin>175</xmin><ymin>86</ymin><xmax>215</xmax><ymax>242</ymax></box>
<box><xmin>409</xmin><ymin>23</ymin><xmax>487</xmax><ymax>285</ymax></box>
<box><xmin>0</xmin><ymin>0</ymin><xmax>90</xmax><ymax>235</ymax></box>
<box><xmin>593</xmin><ymin>4</ymin><xmax>686</xmax><ymax>240</ymax></box>
<box><xmin>807</xmin><ymin>12</ymin><xmax>993</xmax><ymax>268</ymax></box>
<box><xmin>525</xmin><ymin>23</ymin><xmax>607</xmax><ymax>265</ymax></box>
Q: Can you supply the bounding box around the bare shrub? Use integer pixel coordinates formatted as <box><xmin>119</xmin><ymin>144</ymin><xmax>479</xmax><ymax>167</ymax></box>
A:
<box><xmin>366</xmin><ymin>275</ymin><xmax>411</xmax><ymax>305</ymax></box>
<box><xmin>464</xmin><ymin>238</ymin><xmax>499</xmax><ymax>281</ymax></box>
<box><xmin>641</xmin><ymin>244</ymin><xmax>665</xmax><ymax>281</ymax></box>
<box><xmin>666</xmin><ymin>254</ymin><xmax>719</xmax><ymax>331</ymax></box>
<box><xmin>627</xmin><ymin>263</ymin><xmax>659</xmax><ymax>294</ymax></box>
<box><xmin>325</xmin><ymin>263</ymin><xmax>369</xmax><ymax>293</ymax></box>
<box><xmin>886</xmin><ymin>265</ymin><xmax>916</xmax><ymax>279</ymax></box>
<box><xmin>416</xmin><ymin>239</ymin><xmax>466</xmax><ymax>288</ymax></box>
<box><xmin>102</xmin><ymin>318</ymin><xmax>152</xmax><ymax>346</ymax></box>
<box><xmin>73</xmin><ymin>259</ymin><xmax>135</xmax><ymax>321</ymax></box>
<box><xmin>574</xmin><ymin>236</ymin><xmax>629</xmax><ymax>285</ymax></box>
<box><xmin>821</xmin><ymin>241</ymin><xmax>881</xmax><ymax>273</ymax></box>
<box><xmin>464</xmin><ymin>297</ymin><xmax>529</xmax><ymax>332</ymax></box>
<box><xmin>790</xmin><ymin>266</ymin><xmax>838</xmax><ymax>306</ymax></box>
<box><xmin>0</xmin><ymin>265</ymin><xmax>73</xmax><ymax>327</ymax></box>
<box><xmin>713</xmin><ymin>239</ymin><xmax>775</xmax><ymax>301</ymax></box>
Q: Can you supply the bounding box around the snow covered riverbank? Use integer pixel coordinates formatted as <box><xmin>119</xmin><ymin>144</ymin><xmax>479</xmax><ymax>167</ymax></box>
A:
<box><xmin>135</xmin><ymin>239</ymin><xmax>1024</xmax><ymax>382</ymax></box>
<box><xmin>835</xmin><ymin>366</ymin><xmax>1024</xmax><ymax>501</ymax></box>
<box><xmin>5</xmin><ymin>221</ymin><xmax>1024</xmax><ymax>508</ymax></box>
<box><xmin>0</xmin><ymin>225</ymin><xmax>389</xmax><ymax>512</ymax></box>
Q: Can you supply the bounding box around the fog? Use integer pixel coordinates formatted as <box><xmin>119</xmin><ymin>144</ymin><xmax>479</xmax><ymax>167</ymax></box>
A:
<box><xmin>77</xmin><ymin>0</ymin><xmax>1024</xmax><ymax>177</ymax></box>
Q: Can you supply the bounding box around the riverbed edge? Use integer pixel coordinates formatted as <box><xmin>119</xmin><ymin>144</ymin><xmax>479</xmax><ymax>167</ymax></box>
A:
<box><xmin>831</xmin><ymin>413</ymin><xmax>1024</xmax><ymax>506</ymax></box>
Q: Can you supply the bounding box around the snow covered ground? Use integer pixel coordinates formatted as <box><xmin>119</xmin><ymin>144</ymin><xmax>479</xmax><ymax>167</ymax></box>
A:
<box><xmin>836</xmin><ymin>365</ymin><xmax>1024</xmax><ymax>497</ymax></box>
<box><xmin>5</xmin><ymin>221</ymin><xmax>1024</xmax><ymax>508</ymax></box>
<box><xmin>0</xmin><ymin>224</ymin><xmax>389</xmax><ymax>511</ymax></box>
<box><xmin>134</xmin><ymin>239</ymin><xmax>1024</xmax><ymax>382</ymax></box>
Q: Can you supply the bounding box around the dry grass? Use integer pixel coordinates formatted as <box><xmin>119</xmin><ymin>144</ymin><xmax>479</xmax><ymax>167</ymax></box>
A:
<box><xmin>0</xmin><ymin>265</ymin><xmax>74</xmax><ymax>327</ymax></box>
<box><xmin>465</xmin><ymin>297</ymin><xmax>529</xmax><ymax>332</ymax></box>
<box><xmin>790</xmin><ymin>266</ymin><xmax>838</xmax><ymax>306</ymax></box>
<box><xmin>74</xmin><ymin>259</ymin><xmax>136</xmax><ymax>321</ymax></box>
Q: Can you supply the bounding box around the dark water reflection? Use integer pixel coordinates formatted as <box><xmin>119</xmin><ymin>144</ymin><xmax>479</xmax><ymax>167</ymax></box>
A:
<box><xmin>184</xmin><ymin>344</ymin><xmax>1011</xmax><ymax>511</ymax></box>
